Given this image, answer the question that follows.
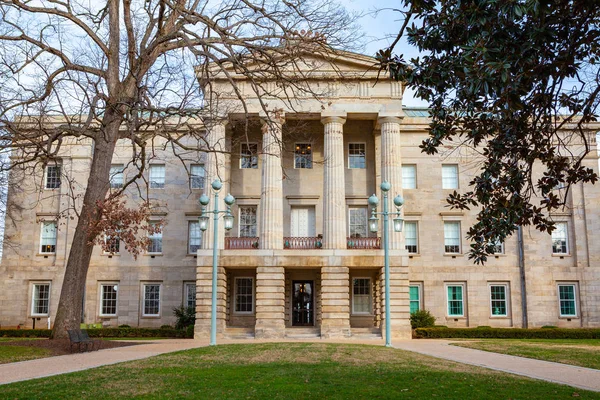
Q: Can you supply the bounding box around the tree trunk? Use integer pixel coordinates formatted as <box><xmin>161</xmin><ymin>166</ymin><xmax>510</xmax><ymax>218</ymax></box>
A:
<box><xmin>51</xmin><ymin>116</ymin><xmax>120</xmax><ymax>339</ymax></box>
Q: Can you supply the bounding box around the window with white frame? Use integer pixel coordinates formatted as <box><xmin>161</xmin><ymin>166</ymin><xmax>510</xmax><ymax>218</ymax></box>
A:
<box><xmin>188</xmin><ymin>221</ymin><xmax>202</xmax><ymax>254</ymax></box>
<box><xmin>492</xmin><ymin>240</ymin><xmax>504</xmax><ymax>254</ymax></box>
<box><xmin>352</xmin><ymin>278</ymin><xmax>371</xmax><ymax>314</ymax></box>
<box><xmin>149</xmin><ymin>164</ymin><xmax>165</xmax><ymax>189</ymax></box>
<box><xmin>104</xmin><ymin>234</ymin><xmax>120</xmax><ymax>254</ymax></box>
<box><xmin>446</xmin><ymin>284</ymin><xmax>465</xmax><ymax>316</ymax></box>
<box><xmin>147</xmin><ymin>222</ymin><xmax>162</xmax><ymax>253</ymax></box>
<box><xmin>404</xmin><ymin>221</ymin><xmax>418</xmax><ymax>253</ymax></box>
<box><xmin>239</xmin><ymin>206</ymin><xmax>258</xmax><ymax>238</ymax></box>
<box><xmin>489</xmin><ymin>284</ymin><xmax>508</xmax><ymax>316</ymax></box>
<box><xmin>45</xmin><ymin>165</ymin><xmax>61</xmax><ymax>189</ymax></box>
<box><xmin>234</xmin><ymin>277</ymin><xmax>254</xmax><ymax>313</ymax></box>
<box><xmin>100</xmin><ymin>284</ymin><xmax>118</xmax><ymax>316</ymax></box>
<box><xmin>444</xmin><ymin>221</ymin><xmax>461</xmax><ymax>253</ymax></box>
<box><xmin>294</xmin><ymin>143</ymin><xmax>312</xmax><ymax>169</ymax></box>
<box><xmin>348</xmin><ymin>207</ymin><xmax>368</xmax><ymax>238</ymax></box>
<box><xmin>143</xmin><ymin>284</ymin><xmax>161</xmax><ymax>316</ymax></box>
<box><xmin>409</xmin><ymin>284</ymin><xmax>422</xmax><ymax>314</ymax></box>
<box><xmin>109</xmin><ymin>164</ymin><xmax>124</xmax><ymax>188</ymax></box>
<box><xmin>402</xmin><ymin>165</ymin><xmax>417</xmax><ymax>189</ymax></box>
<box><xmin>190</xmin><ymin>164</ymin><xmax>205</xmax><ymax>189</ymax></box>
<box><xmin>552</xmin><ymin>222</ymin><xmax>569</xmax><ymax>254</ymax></box>
<box><xmin>31</xmin><ymin>283</ymin><xmax>50</xmax><ymax>316</ymax></box>
<box><xmin>348</xmin><ymin>143</ymin><xmax>366</xmax><ymax>169</ymax></box>
<box><xmin>442</xmin><ymin>164</ymin><xmax>459</xmax><ymax>189</ymax></box>
<box><xmin>558</xmin><ymin>283</ymin><xmax>578</xmax><ymax>317</ymax></box>
<box><xmin>185</xmin><ymin>283</ymin><xmax>196</xmax><ymax>309</ymax></box>
<box><xmin>40</xmin><ymin>221</ymin><xmax>57</xmax><ymax>254</ymax></box>
<box><xmin>240</xmin><ymin>143</ymin><xmax>258</xmax><ymax>169</ymax></box>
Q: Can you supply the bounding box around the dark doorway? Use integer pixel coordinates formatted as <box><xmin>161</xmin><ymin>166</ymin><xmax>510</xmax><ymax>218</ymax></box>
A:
<box><xmin>292</xmin><ymin>281</ymin><xmax>314</xmax><ymax>326</ymax></box>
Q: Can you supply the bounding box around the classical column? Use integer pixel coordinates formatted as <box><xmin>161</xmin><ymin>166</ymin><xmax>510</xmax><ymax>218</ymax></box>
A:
<box><xmin>322</xmin><ymin>116</ymin><xmax>347</xmax><ymax>249</ymax></box>
<box><xmin>259</xmin><ymin>115</ymin><xmax>284</xmax><ymax>249</ymax></box>
<box><xmin>255</xmin><ymin>266</ymin><xmax>286</xmax><ymax>338</ymax></box>
<box><xmin>203</xmin><ymin>120</ymin><xmax>228</xmax><ymax>250</ymax></box>
<box><xmin>379</xmin><ymin>116</ymin><xmax>404</xmax><ymax>250</ymax></box>
<box><xmin>194</xmin><ymin>265</ymin><xmax>227</xmax><ymax>337</ymax></box>
<box><xmin>320</xmin><ymin>266</ymin><xmax>351</xmax><ymax>338</ymax></box>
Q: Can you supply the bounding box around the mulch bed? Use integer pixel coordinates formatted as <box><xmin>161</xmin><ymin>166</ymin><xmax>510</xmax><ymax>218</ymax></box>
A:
<box><xmin>0</xmin><ymin>338</ymin><xmax>137</xmax><ymax>357</ymax></box>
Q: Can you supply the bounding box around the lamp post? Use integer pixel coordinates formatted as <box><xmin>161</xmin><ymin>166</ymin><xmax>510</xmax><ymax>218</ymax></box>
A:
<box><xmin>368</xmin><ymin>181</ymin><xmax>404</xmax><ymax>347</ymax></box>
<box><xmin>199</xmin><ymin>179</ymin><xmax>235</xmax><ymax>346</ymax></box>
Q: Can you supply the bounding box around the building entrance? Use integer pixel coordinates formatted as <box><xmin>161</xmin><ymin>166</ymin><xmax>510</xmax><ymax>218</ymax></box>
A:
<box><xmin>292</xmin><ymin>280</ymin><xmax>314</xmax><ymax>326</ymax></box>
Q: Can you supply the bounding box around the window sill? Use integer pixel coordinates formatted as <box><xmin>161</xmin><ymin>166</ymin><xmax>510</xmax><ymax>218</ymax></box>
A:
<box><xmin>233</xmin><ymin>312</ymin><xmax>255</xmax><ymax>316</ymax></box>
<box><xmin>407</xmin><ymin>253</ymin><xmax>420</xmax><ymax>257</ymax></box>
<box><xmin>36</xmin><ymin>253</ymin><xmax>56</xmax><ymax>257</ymax></box>
<box><xmin>145</xmin><ymin>253</ymin><xmax>163</xmax><ymax>257</ymax></box>
<box><xmin>552</xmin><ymin>253</ymin><xmax>571</xmax><ymax>258</ymax></box>
<box><xmin>30</xmin><ymin>314</ymin><xmax>49</xmax><ymax>318</ymax></box>
<box><xmin>446</xmin><ymin>316</ymin><xmax>466</xmax><ymax>319</ymax></box>
<box><xmin>351</xmin><ymin>313</ymin><xmax>374</xmax><ymax>317</ymax></box>
<box><xmin>489</xmin><ymin>315</ymin><xmax>510</xmax><ymax>319</ymax></box>
<box><xmin>559</xmin><ymin>316</ymin><xmax>579</xmax><ymax>319</ymax></box>
<box><xmin>102</xmin><ymin>253</ymin><xmax>121</xmax><ymax>257</ymax></box>
<box><xmin>98</xmin><ymin>315</ymin><xmax>117</xmax><ymax>318</ymax></box>
<box><xmin>443</xmin><ymin>253</ymin><xmax>463</xmax><ymax>257</ymax></box>
<box><xmin>140</xmin><ymin>315</ymin><xmax>161</xmax><ymax>319</ymax></box>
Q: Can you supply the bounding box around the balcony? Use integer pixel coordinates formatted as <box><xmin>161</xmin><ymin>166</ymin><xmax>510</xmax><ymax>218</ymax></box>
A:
<box><xmin>225</xmin><ymin>237</ymin><xmax>259</xmax><ymax>249</ymax></box>
<box><xmin>347</xmin><ymin>237</ymin><xmax>381</xmax><ymax>250</ymax></box>
<box><xmin>283</xmin><ymin>237</ymin><xmax>322</xmax><ymax>249</ymax></box>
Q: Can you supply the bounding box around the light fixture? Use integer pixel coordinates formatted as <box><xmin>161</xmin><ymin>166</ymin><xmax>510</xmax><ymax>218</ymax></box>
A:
<box><xmin>393</xmin><ymin>216</ymin><xmax>404</xmax><ymax>232</ymax></box>
<box><xmin>223</xmin><ymin>213</ymin><xmax>234</xmax><ymax>230</ymax></box>
<box><xmin>369</xmin><ymin>214</ymin><xmax>379</xmax><ymax>233</ymax></box>
<box><xmin>199</xmin><ymin>214</ymin><xmax>209</xmax><ymax>231</ymax></box>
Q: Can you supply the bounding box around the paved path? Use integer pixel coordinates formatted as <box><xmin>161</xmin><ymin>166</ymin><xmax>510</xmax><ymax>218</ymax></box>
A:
<box><xmin>2</xmin><ymin>338</ymin><xmax>599</xmax><ymax>393</ymax></box>
<box><xmin>394</xmin><ymin>339</ymin><xmax>600</xmax><ymax>393</ymax></box>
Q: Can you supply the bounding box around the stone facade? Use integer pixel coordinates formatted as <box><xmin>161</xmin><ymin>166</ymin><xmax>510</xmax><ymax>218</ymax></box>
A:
<box><xmin>1</xmin><ymin>51</ymin><xmax>599</xmax><ymax>339</ymax></box>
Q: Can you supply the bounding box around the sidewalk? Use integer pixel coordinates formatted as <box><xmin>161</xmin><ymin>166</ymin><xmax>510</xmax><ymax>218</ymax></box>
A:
<box><xmin>393</xmin><ymin>339</ymin><xmax>600</xmax><ymax>393</ymax></box>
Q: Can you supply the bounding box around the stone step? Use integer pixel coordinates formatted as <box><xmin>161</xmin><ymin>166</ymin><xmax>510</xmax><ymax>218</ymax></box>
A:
<box><xmin>351</xmin><ymin>327</ymin><xmax>383</xmax><ymax>339</ymax></box>
<box><xmin>285</xmin><ymin>327</ymin><xmax>321</xmax><ymax>339</ymax></box>
<box><xmin>223</xmin><ymin>327</ymin><xmax>255</xmax><ymax>339</ymax></box>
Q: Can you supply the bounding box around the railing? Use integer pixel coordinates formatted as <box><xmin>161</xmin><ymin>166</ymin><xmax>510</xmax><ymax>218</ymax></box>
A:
<box><xmin>346</xmin><ymin>237</ymin><xmax>381</xmax><ymax>250</ymax></box>
<box><xmin>283</xmin><ymin>237</ymin><xmax>323</xmax><ymax>249</ymax></box>
<box><xmin>225</xmin><ymin>237</ymin><xmax>260</xmax><ymax>249</ymax></box>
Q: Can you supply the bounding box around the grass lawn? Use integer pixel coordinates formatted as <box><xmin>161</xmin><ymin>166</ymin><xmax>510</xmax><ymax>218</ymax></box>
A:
<box><xmin>2</xmin><ymin>343</ymin><xmax>598</xmax><ymax>399</ymax></box>
<box><xmin>451</xmin><ymin>339</ymin><xmax>600</xmax><ymax>370</ymax></box>
<box><xmin>0</xmin><ymin>345</ymin><xmax>53</xmax><ymax>364</ymax></box>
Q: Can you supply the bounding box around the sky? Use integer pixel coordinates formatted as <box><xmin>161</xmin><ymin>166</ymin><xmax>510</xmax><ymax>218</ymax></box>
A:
<box><xmin>342</xmin><ymin>0</ymin><xmax>428</xmax><ymax>107</ymax></box>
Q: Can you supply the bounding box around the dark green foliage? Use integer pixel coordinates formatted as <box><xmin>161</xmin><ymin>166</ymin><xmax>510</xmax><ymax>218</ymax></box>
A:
<box><xmin>541</xmin><ymin>325</ymin><xmax>558</xmax><ymax>329</ymax></box>
<box><xmin>410</xmin><ymin>309</ymin><xmax>436</xmax><ymax>329</ymax></box>
<box><xmin>380</xmin><ymin>0</ymin><xmax>600</xmax><ymax>264</ymax></box>
<box><xmin>0</xmin><ymin>329</ymin><xmax>52</xmax><ymax>338</ymax></box>
<box><xmin>0</xmin><ymin>328</ymin><xmax>193</xmax><ymax>339</ymax></box>
<box><xmin>160</xmin><ymin>324</ymin><xmax>174</xmax><ymax>329</ymax></box>
<box><xmin>414</xmin><ymin>327</ymin><xmax>600</xmax><ymax>339</ymax></box>
<box><xmin>118</xmin><ymin>325</ymin><xmax>131</xmax><ymax>328</ymax></box>
<box><xmin>173</xmin><ymin>306</ymin><xmax>196</xmax><ymax>330</ymax></box>
<box><xmin>186</xmin><ymin>325</ymin><xmax>195</xmax><ymax>338</ymax></box>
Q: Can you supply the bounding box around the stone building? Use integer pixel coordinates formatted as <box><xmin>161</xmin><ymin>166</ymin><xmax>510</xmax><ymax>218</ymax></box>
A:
<box><xmin>1</xmin><ymin>51</ymin><xmax>599</xmax><ymax>338</ymax></box>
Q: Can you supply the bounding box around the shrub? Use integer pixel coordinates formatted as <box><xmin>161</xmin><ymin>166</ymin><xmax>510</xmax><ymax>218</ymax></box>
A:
<box><xmin>476</xmin><ymin>326</ymin><xmax>492</xmax><ymax>329</ymax></box>
<box><xmin>0</xmin><ymin>329</ymin><xmax>52</xmax><ymax>338</ymax></box>
<box><xmin>173</xmin><ymin>305</ymin><xmax>196</xmax><ymax>330</ymax></box>
<box><xmin>160</xmin><ymin>324</ymin><xmax>174</xmax><ymax>329</ymax></box>
<box><xmin>414</xmin><ymin>327</ymin><xmax>600</xmax><ymax>339</ymax></box>
<box><xmin>410</xmin><ymin>309</ymin><xmax>436</xmax><ymax>329</ymax></box>
<box><xmin>119</xmin><ymin>324</ymin><xmax>131</xmax><ymax>328</ymax></box>
<box><xmin>542</xmin><ymin>325</ymin><xmax>558</xmax><ymax>329</ymax></box>
<box><xmin>186</xmin><ymin>325</ymin><xmax>195</xmax><ymax>338</ymax></box>
<box><xmin>86</xmin><ymin>328</ymin><xmax>190</xmax><ymax>338</ymax></box>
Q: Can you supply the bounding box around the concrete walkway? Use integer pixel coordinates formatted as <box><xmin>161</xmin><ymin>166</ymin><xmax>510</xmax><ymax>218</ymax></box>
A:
<box><xmin>394</xmin><ymin>339</ymin><xmax>600</xmax><ymax>393</ymax></box>
<box><xmin>1</xmin><ymin>338</ymin><xmax>600</xmax><ymax>393</ymax></box>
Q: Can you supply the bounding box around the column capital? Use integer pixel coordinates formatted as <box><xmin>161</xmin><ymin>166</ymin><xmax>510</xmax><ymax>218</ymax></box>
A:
<box><xmin>259</xmin><ymin>110</ymin><xmax>286</xmax><ymax>125</ymax></box>
<box><xmin>321</xmin><ymin>115</ymin><xmax>346</xmax><ymax>126</ymax></box>
<box><xmin>377</xmin><ymin>115</ymin><xmax>403</xmax><ymax>126</ymax></box>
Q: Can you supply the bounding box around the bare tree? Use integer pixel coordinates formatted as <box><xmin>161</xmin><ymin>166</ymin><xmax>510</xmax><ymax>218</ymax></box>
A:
<box><xmin>0</xmin><ymin>0</ymin><xmax>358</xmax><ymax>338</ymax></box>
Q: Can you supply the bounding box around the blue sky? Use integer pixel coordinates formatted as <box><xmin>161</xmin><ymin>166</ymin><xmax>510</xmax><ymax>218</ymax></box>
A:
<box><xmin>342</xmin><ymin>0</ymin><xmax>428</xmax><ymax>107</ymax></box>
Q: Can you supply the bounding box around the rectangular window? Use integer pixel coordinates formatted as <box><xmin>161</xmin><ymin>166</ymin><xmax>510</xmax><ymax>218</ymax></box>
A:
<box><xmin>100</xmin><ymin>284</ymin><xmax>118</xmax><ymax>316</ymax></box>
<box><xmin>348</xmin><ymin>207</ymin><xmax>368</xmax><ymax>238</ymax></box>
<box><xmin>147</xmin><ymin>223</ymin><xmax>162</xmax><ymax>254</ymax></box>
<box><xmin>402</xmin><ymin>165</ymin><xmax>417</xmax><ymax>189</ymax></box>
<box><xmin>185</xmin><ymin>283</ymin><xmax>196</xmax><ymax>309</ymax></box>
<box><xmin>240</xmin><ymin>143</ymin><xmax>258</xmax><ymax>169</ymax></box>
<box><xmin>239</xmin><ymin>206</ymin><xmax>257</xmax><ymax>238</ymax></box>
<box><xmin>490</xmin><ymin>284</ymin><xmax>508</xmax><ymax>316</ymax></box>
<box><xmin>493</xmin><ymin>240</ymin><xmax>504</xmax><ymax>254</ymax></box>
<box><xmin>552</xmin><ymin>222</ymin><xmax>569</xmax><ymax>254</ymax></box>
<box><xmin>31</xmin><ymin>283</ymin><xmax>50</xmax><ymax>316</ymax></box>
<box><xmin>409</xmin><ymin>284</ymin><xmax>421</xmax><ymax>314</ymax></box>
<box><xmin>188</xmin><ymin>221</ymin><xmax>202</xmax><ymax>254</ymax></box>
<box><xmin>294</xmin><ymin>143</ymin><xmax>312</xmax><ymax>169</ymax></box>
<box><xmin>234</xmin><ymin>277</ymin><xmax>254</xmax><ymax>313</ymax></box>
<box><xmin>45</xmin><ymin>165</ymin><xmax>61</xmax><ymax>189</ymax></box>
<box><xmin>404</xmin><ymin>221</ymin><xmax>418</xmax><ymax>253</ymax></box>
<box><xmin>190</xmin><ymin>164</ymin><xmax>205</xmax><ymax>189</ymax></box>
<box><xmin>447</xmin><ymin>284</ymin><xmax>465</xmax><ymax>317</ymax></box>
<box><xmin>442</xmin><ymin>164</ymin><xmax>459</xmax><ymax>189</ymax></box>
<box><xmin>149</xmin><ymin>164</ymin><xmax>165</xmax><ymax>189</ymax></box>
<box><xmin>352</xmin><ymin>278</ymin><xmax>371</xmax><ymax>314</ymax></box>
<box><xmin>143</xmin><ymin>284</ymin><xmax>161</xmax><ymax>316</ymax></box>
<box><xmin>105</xmin><ymin>235</ymin><xmax>120</xmax><ymax>254</ymax></box>
<box><xmin>40</xmin><ymin>221</ymin><xmax>57</xmax><ymax>254</ymax></box>
<box><xmin>558</xmin><ymin>284</ymin><xmax>577</xmax><ymax>317</ymax></box>
<box><xmin>109</xmin><ymin>164</ymin><xmax>124</xmax><ymax>188</ymax></box>
<box><xmin>348</xmin><ymin>143</ymin><xmax>366</xmax><ymax>169</ymax></box>
<box><xmin>444</xmin><ymin>221</ymin><xmax>461</xmax><ymax>253</ymax></box>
